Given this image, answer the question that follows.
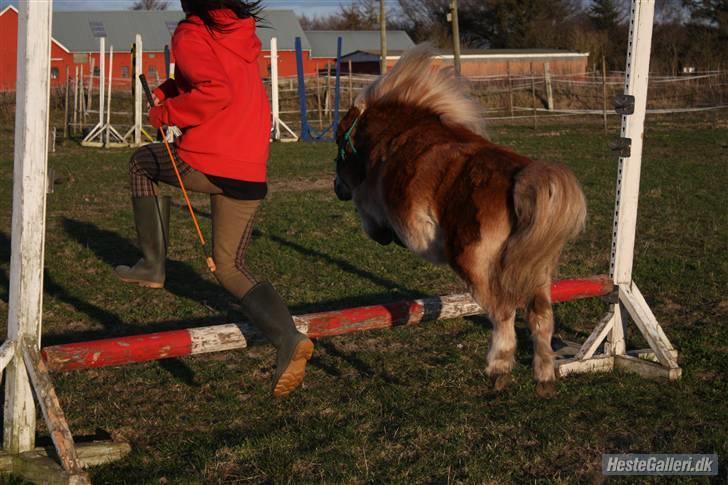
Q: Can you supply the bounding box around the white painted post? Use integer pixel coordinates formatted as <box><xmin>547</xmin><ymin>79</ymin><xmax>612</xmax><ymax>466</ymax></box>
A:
<box><xmin>134</xmin><ymin>34</ymin><xmax>143</xmax><ymax>146</ymax></box>
<box><xmin>610</xmin><ymin>0</ymin><xmax>655</xmax><ymax>286</ymax></box>
<box><xmin>271</xmin><ymin>37</ymin><xmax>280</xmax><ymax>141</ymax></box>
<box><xmin>98</xmin><ymin>37</ymin><xmax>106</xmax><ymax>131</ymax></box>
<box><xmin>608</xmin><ymin>0</ymin><xmax>655</xmax><ymax>355</ymax></box>
<box><xmin>607</xmin><ymin>0</ymin><xmax>678</xmax><ymax>373</ymax></box>
<box><xmin>4</xmin><ymin>0</ymin><xmax>54</xmax><ymax>454</ymax></box>
<box><xmin>105</xmin><ymin>45</ymin><xmax>114</xmax><ymax>147</ymax></box>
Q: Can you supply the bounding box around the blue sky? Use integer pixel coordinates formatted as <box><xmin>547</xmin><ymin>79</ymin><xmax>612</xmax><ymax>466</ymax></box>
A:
<box><xmin>0</xmin><ymin>0</ymin><xmax>348</xmax><ymax>15</ymax></box>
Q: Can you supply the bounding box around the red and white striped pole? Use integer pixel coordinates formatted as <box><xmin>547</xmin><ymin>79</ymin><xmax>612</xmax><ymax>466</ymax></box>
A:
<box><xmin>42</xmin><ymin>275</ymin><xmax>613</xmax><ymax>372</ymax></box>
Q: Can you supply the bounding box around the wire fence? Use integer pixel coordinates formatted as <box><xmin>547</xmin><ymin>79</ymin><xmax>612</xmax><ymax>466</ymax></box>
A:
<box><xmin>2</xmin><ymin>69</ymin><xmax>726</xmax><ymax>144</ymax></box>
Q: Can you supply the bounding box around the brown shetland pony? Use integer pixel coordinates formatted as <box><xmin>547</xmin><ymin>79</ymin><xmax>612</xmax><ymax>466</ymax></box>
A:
<box><xmin>333</xmin><ymin>45</ymin><xmax>587</xmax><ymax>397</ymax></box>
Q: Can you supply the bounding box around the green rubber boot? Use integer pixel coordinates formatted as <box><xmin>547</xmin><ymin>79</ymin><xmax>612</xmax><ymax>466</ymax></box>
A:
<box><xmin>115</xmin><ymin>196</ymin><xmax>170</xmax><ymax>288</ymax></box>
<box><xmin>239</xmin><ymin>282</ymin><xmax>314</xmax><ymax>397</ymax></box>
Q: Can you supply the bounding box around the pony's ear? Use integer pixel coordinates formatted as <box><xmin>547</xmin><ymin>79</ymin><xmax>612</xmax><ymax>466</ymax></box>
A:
<box><xmin>337</xmin><ymin>107</ymin><xmax>362</xmax><ymax>140</ymax></box>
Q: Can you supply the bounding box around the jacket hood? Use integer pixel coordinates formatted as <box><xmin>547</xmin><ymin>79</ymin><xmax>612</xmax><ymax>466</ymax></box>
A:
<box><xmin>178</xmin><ymin>9</ymin><xmax>261</xmax><ymax>63</ymax></box>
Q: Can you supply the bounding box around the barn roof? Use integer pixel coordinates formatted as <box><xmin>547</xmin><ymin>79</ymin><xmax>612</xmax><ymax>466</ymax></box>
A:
<box><xmin>305</xmin><ymin>30</ymin><xmax>415</xmax><ymax>59</ymax></box>
<box><xmin>49</xmin><ymin>9</ymin><xmax>310</xmax><ymax>53</ymax></box>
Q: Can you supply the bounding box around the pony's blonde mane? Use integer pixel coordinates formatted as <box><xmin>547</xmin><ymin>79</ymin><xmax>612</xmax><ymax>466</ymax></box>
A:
<box><xmin>355</xmin><ymin>44</ymin><xmax>485</xmax><ymax>136</ymax></box>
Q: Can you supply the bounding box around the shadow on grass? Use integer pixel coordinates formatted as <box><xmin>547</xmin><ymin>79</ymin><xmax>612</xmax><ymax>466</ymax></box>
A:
<box><xmin>0</xmin><ymin>230</ymin><xmax>202</xmax><ymax>385</ymax></box>
<box><xmin>62</xmin><ymin>217</ymin><xmax>230</xmax><ymax>312</ymax></box>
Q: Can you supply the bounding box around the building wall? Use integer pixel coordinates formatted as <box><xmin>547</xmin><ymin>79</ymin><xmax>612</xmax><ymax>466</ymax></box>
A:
<box><xmin>385</xmin><ymin>56</ymin><xmax>590</xmax><ymax>78</ymax></box>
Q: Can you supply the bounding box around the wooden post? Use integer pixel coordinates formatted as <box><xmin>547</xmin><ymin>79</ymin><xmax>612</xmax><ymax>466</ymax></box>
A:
<box><xmin>315</xmin><ymin>65</ymin><xmax>323</xmax><ymax>130</ymax></box>
<box><xmin>79</xmin><ymin>64</ymin><xmax>86</xmax><ymax>129</ymax></box>
<box><xmin>21</xmin><ymin>340</ymin><xmax>86</xmax><ymax>477</ymax></box>
<box><xmin>507</xmin><ymin>61</ymin><xmax>514</xmax><ymax>117</ymax></box>
<box><xmin>86</xmin><ymin>56</ymin><xmax>95</xmax><ymax>114</ymax></box>
<box><xmin>63</xmin><ymin>66</ymin><xmax>70</xmax><ymax>140</ymax></box>
<box><xmin>380</xmin><ymin>0</ymin><xmax>387</xmax><ymax>75</ymax></box>
<box><xmin>602</xmin><ymin>56</ymin><xmax>608</xmax><ymax>134</ymax></box>
<box><xmin>72</xmin><ymin>65</ymin><xmax>79</xmax><ymax>137</ymax></box>
<box><xmin>531</xmin><ymin>62</ymin><xmax>537</xmax><ymax>129</ymax></box>
<box><xmin>326</xmin><ymin>63</ymin><xmax>332</xmax><ymax>120</ymax></box>
<box><xmin>544</xmin><ymin>62</ymin><xmax>553</xmax><ymax>110</ymax></box>
<box><xmin>449</xmin><ymin>0</ymin><xmax>462</xmax><ymax>75</ymax></box>
<box><xmin>4</xmin><ymin>0</ymin><xmax>53</xmax><ymax>455</ymax></box>
<box><xmin>348</xmin><ymin>60</ymin><xmax>353</xmax><ymax>108</ymax></box>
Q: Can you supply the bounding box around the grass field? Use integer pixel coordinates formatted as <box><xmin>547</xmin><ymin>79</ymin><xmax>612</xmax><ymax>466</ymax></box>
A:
<box><xmin>0</xmin><ymin>112</ymin><xmax>726</xmax><ymax>483</ymax></box>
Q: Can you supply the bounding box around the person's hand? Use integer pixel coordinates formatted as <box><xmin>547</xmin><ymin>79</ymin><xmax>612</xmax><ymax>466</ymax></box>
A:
<box><xmin>148</xmin><ymin>106</ymin><xmax>164</xmax><ymax>129</ymax></box>
<box><xmin>146</xmin><ymin>93</ymin><xmax>161</xmax><ymax>110</ymax></box>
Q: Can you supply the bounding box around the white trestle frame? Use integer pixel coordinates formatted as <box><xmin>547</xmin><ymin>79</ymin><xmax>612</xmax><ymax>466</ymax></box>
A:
<box><xmin>0</xmin><ymin>1</ymin><xmax>129</xmax><ymax>483</ymax></box>
<box><xmin>81</xmin><ymin>38</ymin><xmax>126</xmax><ymax>148</ymax></box>
<box><xmin>270</xmin><ymin>37</ymin><xmax>298</xmax><ymax>142</ymax></box>
<box><xmin>554</xmin><ymin>0</ymin><xmax>681</xmax><ymax>380</ymax></box>
<box><xmin>123</xmin><ymin>34</ymin><xmax>154</xmax><ymax>147</ymax></box>
<box><xmin>0</xmin><ymin>0</ymin><xmax>679</xmax><ymax>481</ymax></box>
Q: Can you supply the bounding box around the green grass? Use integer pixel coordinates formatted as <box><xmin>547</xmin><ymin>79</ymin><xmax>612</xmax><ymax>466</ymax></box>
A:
<box><xmin>0</xmin><ymin>112</ymin><xmax>726</xmax><ymax>483</ymax></box>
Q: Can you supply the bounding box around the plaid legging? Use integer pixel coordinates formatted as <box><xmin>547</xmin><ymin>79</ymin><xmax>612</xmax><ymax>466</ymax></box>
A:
<box><xmin>129</xmin><ymin>142</ymin><xmax>195</xmax><ymax>197</ymax></box>
<box><xmin>128</xmin><ymin>142</ymin><xmax>261</xmax><ymax>298</ymax></box>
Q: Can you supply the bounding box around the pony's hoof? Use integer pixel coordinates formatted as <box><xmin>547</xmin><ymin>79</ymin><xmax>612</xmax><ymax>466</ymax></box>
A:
<box><xmin>535</xmin><ymin>381</ymin><xmax>556</xmax><ymax>398</ymax></box>
<box><xmin>490</xmin><ymin>373</ymin><xmax>512</xmax><ymax>391</ymax></box>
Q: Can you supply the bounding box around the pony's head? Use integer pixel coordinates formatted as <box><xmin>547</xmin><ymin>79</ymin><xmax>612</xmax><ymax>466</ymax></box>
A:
<box><xmin>334</xmin><ymin>43</ymin><xmax>485</xmax><ymax>201</ymax></box>
<box><xmin>333</xmin><ymin>106</ymin><xmax>364</xmax><ymax>201</ymax></box>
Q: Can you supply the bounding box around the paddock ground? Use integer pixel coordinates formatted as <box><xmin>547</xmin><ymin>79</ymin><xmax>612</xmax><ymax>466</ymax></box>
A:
<box><xmin>0</xmin><ymin>113</ymin><xmax>726</xmax><ymax>482</ymax></box>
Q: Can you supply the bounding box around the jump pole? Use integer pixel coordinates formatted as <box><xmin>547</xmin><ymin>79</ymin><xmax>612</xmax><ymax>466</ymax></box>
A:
<box><xmin>42</xmin><ymin>276</ymin><xmax>613</xmax><ymax>372</ymax></box>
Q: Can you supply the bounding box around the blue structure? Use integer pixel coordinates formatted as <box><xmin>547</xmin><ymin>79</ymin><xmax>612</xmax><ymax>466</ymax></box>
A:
<box><xmin>295</xmin><ymin>36</ymin><xmax>342</xmax><ymax>142</ymax></box>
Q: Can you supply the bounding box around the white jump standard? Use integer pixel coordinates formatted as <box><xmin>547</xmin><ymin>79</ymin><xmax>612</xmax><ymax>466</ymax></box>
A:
<box><xmin>554</xmin><ymin>0</ymin><xmax>681</xmax><ymax>380</ymax></box>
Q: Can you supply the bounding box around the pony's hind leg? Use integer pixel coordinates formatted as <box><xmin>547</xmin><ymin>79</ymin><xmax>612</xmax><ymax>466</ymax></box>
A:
<box><xmin>467</xmin><ymin>275</ymin><xmax>516</xmax><ymax>390</ymax></box>
<box><xmin>527</xmin><ymin>285</ymin><xmax>557</xmax><ymax>398</ymax></box>
<box><xmin>484</xmin><ymin>306</ymin><xmax>517</xmax><ymax>391</ymax></box>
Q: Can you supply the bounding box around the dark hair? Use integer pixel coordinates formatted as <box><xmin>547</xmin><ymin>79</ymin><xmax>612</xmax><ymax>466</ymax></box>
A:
<box><xmin>180</xmin><ymin>0</ymin><xmax>264</xmax><ymax>32</ymax></box>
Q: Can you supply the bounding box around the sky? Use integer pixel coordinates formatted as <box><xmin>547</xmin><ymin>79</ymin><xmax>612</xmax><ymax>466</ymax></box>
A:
<box><xmin>0</xmin><ymin>0</ymin><xmax>351</xmax><ymax>16</ymax></box>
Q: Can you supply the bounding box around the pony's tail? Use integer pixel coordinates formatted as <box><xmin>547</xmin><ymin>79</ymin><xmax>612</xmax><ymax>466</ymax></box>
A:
<box><xmin>497</xmin><ymin>161</ymin><xmax>587</xmax><ymax>306</ymax></box>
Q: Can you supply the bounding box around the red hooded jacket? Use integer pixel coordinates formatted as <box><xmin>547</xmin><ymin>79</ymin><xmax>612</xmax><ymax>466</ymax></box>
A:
<box><xmin>150</xmin><ymin>10</ymin><xmax>271</xmax><ymax>182</ymax></box>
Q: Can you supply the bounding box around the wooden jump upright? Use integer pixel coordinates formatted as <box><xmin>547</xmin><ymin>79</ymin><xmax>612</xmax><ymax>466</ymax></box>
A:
<box><xmin>0</xmin><ymin>2</ymin><xmax>129</xmax><ymax>483</ymax></box>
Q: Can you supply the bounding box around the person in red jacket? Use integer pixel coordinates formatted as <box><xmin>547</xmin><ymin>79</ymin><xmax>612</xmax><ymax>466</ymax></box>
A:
<box><xmin>115</xmin><ymin>0</ymin><xmax>313</xmax><ymax>398</ymax></box>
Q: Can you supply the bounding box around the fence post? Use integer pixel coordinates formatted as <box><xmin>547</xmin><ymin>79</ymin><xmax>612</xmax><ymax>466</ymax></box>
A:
<box><xmin>531</xmin><ymin>62</ymin><xmax>537</xmax><ymax>130</ymax></box>
<box><xmin>507</xmin><ymin>61</ymin><xmax>514</xmax><ymax>117</ymax></box>
<box><xmin>63</xmin><ymin>66</ymin><xmax>70</xmax><ymax>140</ymax></box>
<box><xmin>602</xmin><ymin>56</ymin><xmax>608</xmax><ymax>134</ymax></box>
<box><xmin>348</xmin><ymin>60</ymin><xmax>353</xmax><ymax>108</ymax></box>
<box><xmin>544</xmin><ymin>62</ymin><xmax>553</xmax><ymax>110</ymax></box>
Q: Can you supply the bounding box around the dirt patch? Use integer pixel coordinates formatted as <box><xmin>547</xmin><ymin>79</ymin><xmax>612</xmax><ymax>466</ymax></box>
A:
<box><xmin>269</xmin><ymin>177</ymin><xmax>332</xmax><ymax>193</ymax></box>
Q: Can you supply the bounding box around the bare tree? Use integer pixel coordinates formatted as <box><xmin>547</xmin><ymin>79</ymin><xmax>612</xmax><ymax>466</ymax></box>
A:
<box><xmin>299</xmin><ymin>0</ymin><xmax>381</xmax><ymax>30</ymax></box>
<box><xmin>131</xmin><ymin>0</ymin><xmax>169</xmax><ymax>11</ymax></box>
